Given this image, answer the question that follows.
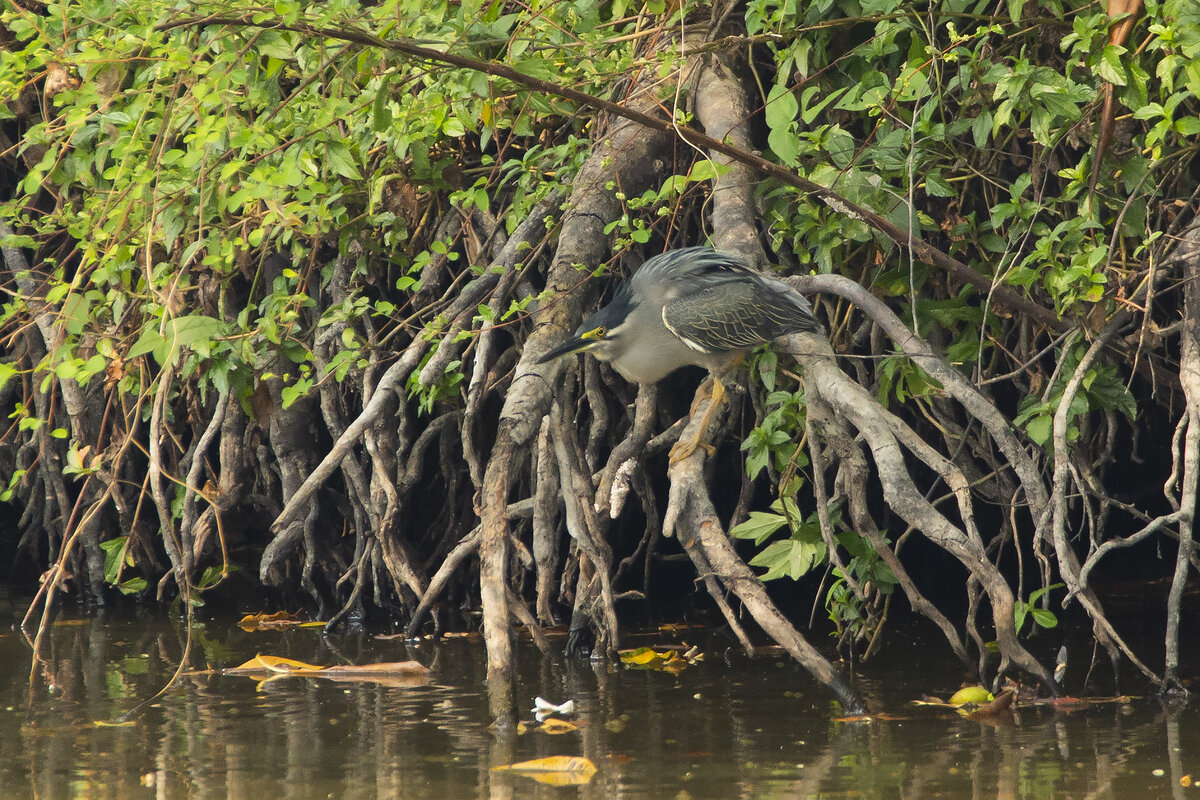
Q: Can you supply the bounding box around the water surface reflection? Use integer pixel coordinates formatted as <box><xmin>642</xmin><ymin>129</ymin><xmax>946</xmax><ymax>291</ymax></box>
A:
<box><xmin>0</xmin><ymin>611</ymin><xmax>1193</xmax><ymax>799</ymax></box>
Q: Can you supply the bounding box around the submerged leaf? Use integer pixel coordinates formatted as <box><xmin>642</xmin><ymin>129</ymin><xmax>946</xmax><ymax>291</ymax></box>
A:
<box><xmin>207</xmin><ymin>654</ymin><xmax>431</xmax><ymax>688</ymax></box>
<box><xmin>321</xmin><ymin>661</ymin><xmax>431</xmax><ymax>677</ymax></box>
<box><xmin>238</xmin><ymin>611</ymin><xmax>309</xmax><ymax>631</ymax></box>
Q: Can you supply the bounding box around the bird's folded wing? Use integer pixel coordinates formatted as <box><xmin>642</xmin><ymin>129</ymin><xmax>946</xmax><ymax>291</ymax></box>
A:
<box><xmin>662</xmin><ymin>283</ymin><xmax>798</xmax><ymax>353</ymax></box>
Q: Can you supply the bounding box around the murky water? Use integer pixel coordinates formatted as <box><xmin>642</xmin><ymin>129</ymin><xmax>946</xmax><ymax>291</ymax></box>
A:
<box><xmin>0</xmin><ymin>602</ymin><xmax>1195</xmax><ymax>799</ymax></box>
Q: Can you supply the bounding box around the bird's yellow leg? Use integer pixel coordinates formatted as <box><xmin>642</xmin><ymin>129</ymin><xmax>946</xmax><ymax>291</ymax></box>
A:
<box><xmin>670</xmin><ymin>376</ymin><xmax>728</xmax><ymax>463</ymax></box>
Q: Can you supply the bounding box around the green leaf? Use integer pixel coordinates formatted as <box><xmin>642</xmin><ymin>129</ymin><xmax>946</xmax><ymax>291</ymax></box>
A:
<box><xmin>745</xmin><ymin>446</ymin><xmax>769</xmax><ymax>478</ymax></box>
<box><xmin>924</xmin><ymin>172</ymin><xmax>954</xmax><ymax>197</ymax></box>
<box><xmin>131</xmin><ymin>315</ymin><xmax>227</xmax><ymax>367</ymax></box>
<box><xmin>767</xmin><ymin>126</ymin><xmax>800</xmax><ymax>167</ymax></box>
<box><xmin>1</xmin><ymin>468</ymin><xmax>26</xmax><ymax>502</ymax></box>
<box><xmin>800</xmin><ymin>86</ymin><xmax>847</xmax><ymax>125</ymax></box>
<box><xmin>1030</xmin><ymin>107</ymin><xmax>1053</xmax><ymax>145</ymax></box>
<box><xmin>971</xmin><ymin>109</ymin><xmax>993</xmax><ymax>148</ymax></box>
<box><xmin>1030</xmin><ymin>608</ymin><xmax>1058</xmax><ymax>629</ymax></box>
<box><xmin>100</xmin><ymin>537</ymin><xmax>129</xmax><ymax>585</ymax></box>
<box><xmin>281</xmin><ymin>377</ymin><xmax>313</xmax><ymax>409</ymax></box>
<box><xmin>127</xmin><ymin>328</ymin><xmax>166</xmax><ymax>361</ymax></box>
<box><xmin>765</xmin><ymin>83</ymin><xmax>799</xmax><ymax>131</ymax></box>
<box><xmin>1132</xmin><ymin>102</ymin><xmax>1164</xmax><ymax>121</ymax></box>
<box><xmin>757</xmin><ymin>350</ymin><xmax>778</xmax><ymax>393</ymax></box>
<box><xmin>1174</xmin><ymin>116</ymin><xmax>1200</xmax><ymax>136</ymax></box>
<box><xmin>750</xmin><ymin>539</ymin><xmax>826</xmax><ymax>581</ymax></box>
<box><xmin>730</xmin><ymin>511</ymin><xmax>787</xmax><ymax>545</ymax></box>
<box><xmin>1029</xmin><ymin>582</ymin><xmax>1064</xmax><ymax>603</ymax></box>
<box><xmin>326</xmin><ymin>141</ymin><xmax>363</xmax><ymax>180</ymax></box>
<box><xmin>513</xmin><ymin>56</ymin><xmax>557</xmax><ymax>81</ymax></box>
<box><xmin>1024</xmin><ymin>414</ymin><xmax>1052</xmax><ymax>446</ymax></box>
<box><xmin>688</xmin><ymin>159</ymin><xmax>726</xmax><ymax>183</ymax></box>
<box><xmin>54</xmin><ymin>360</ymin><xmax>78</xmax><ymax>380</ymax></box>
<box><xmin>167</xmin><ymin>315</ymin><xmax>226</xmax><ymax>353</ymax></box>
<box><xmin>1095</xmin><ymin>46</ymin><xmax>1127</xmax><ymax>86</ymax></box>
<box><xmin>256</xmin><ymin>31</ymin><xmax>295</xmax><ymax>60</ymax></box>
<box><xmin>117</xmin><ymin>578</ymin><xmax>147</xmax><ymax>595</ymax></box>
<box><xmin>197</xmin><ymin>564</ymin><xmax>233</xmax><ymax>590</ymax></box>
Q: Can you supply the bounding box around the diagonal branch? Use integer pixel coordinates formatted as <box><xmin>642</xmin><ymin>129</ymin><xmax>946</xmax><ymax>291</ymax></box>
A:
<box><xmin>158</xmin><ymin>13</ymin><xmax>1062</xmax><ymax>331</ymax></box>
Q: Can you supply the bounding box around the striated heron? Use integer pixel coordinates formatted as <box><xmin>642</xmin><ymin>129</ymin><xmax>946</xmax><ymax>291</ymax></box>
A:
<box><xmin>539</xmin><ymin>246</ymin><xmax>824</xmax><ymax>459</ymax></box>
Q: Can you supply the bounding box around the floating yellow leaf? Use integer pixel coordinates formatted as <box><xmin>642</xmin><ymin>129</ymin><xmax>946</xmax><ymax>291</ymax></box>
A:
<box><xmin>620</xmin><ymin>647</ymin><xmax>664</xmax><ymax>667</ymax></box>
<box><xmin>948</xmin><ymin>686</ymin><xmax>994</xmax><ymax>707</ymax></box>
<box><xmin>914</xmin><ymin>687</ymin><xmax>1015</xmax><ymax>718</ymax></box>
<box><xmin>618</xmin><ymin>645</ymin><xmax>702</xmax><ymax>673</ymax></box>
<box><xmin>228</xmin><ymin>654</ymin><xmax>325</xmax><ymax>673</ymax></box>
<box><xmin>492</xmin><ymin>756</ymin><xmax>597</xmax><ymax>785</ymax></box>
<box><xmin>538</xmin><ymin>719</ymin><xmax>579</xmax><ymax>734</ymax></box>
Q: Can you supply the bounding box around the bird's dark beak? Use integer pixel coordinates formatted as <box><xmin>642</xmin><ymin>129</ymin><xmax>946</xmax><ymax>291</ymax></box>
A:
<box><xmin>538</xmin><ymin>336</ymin><xmax>591</xmax><ymax>364</ymax></box>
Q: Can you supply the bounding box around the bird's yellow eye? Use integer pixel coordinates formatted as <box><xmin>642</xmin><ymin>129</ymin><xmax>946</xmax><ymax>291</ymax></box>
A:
<box><xmin>583</xmin><ymin>326</ymin><xmax>607</xmax><ymax>341</ymax></box>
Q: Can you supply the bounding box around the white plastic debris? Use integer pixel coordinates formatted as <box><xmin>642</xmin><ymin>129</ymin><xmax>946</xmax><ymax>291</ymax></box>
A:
<box><xmin>532</xmin><ymin>696</ymin><xmax>576</xmax><ymax>722</ymax></box>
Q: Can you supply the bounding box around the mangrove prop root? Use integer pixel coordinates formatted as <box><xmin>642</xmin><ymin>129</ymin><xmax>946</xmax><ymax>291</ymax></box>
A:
<box><xmin>476</xmin><ymin>68</ymin><xmax>676</xmax><ymax>714</ymax></box>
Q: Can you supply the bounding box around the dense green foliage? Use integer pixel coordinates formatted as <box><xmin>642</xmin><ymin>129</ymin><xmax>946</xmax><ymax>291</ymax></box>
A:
<box><xmin>1</xmin><ymin>0</ymin><xmax>612</xmax><ymax>404</ymax></box>
<box><xmin>1</xmin><ymin>0</ymin><xmax>1198</xmax><ymax>695</ymax></box>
